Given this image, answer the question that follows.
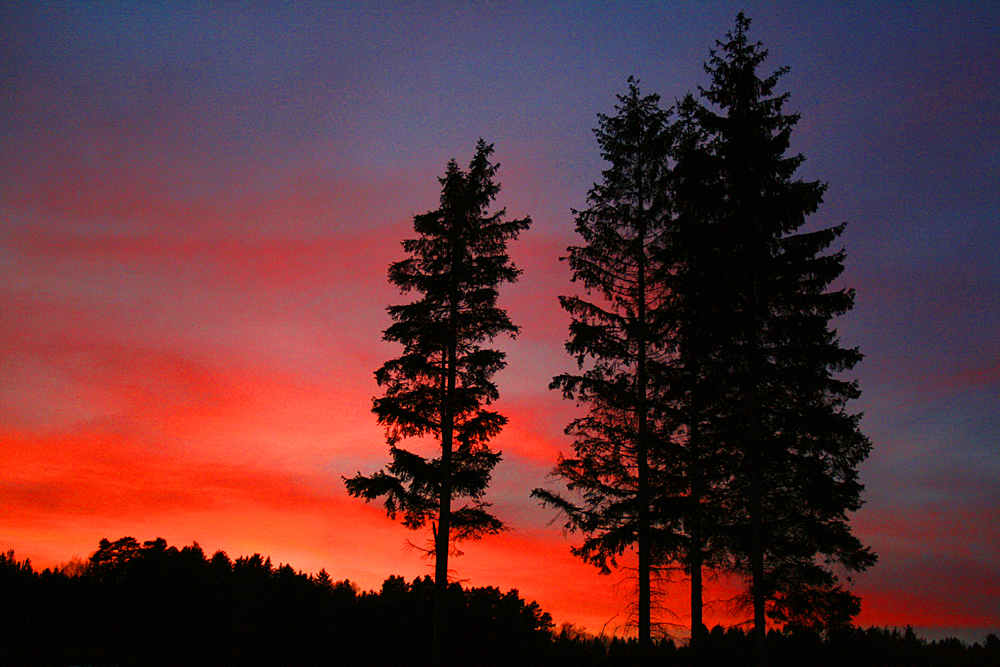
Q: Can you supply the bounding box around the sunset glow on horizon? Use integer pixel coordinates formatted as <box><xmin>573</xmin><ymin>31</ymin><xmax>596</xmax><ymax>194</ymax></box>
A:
<box><xmin>2</xmin><ymin>1</ymin><xmax>998</xmax><ymax>644</ymax></box>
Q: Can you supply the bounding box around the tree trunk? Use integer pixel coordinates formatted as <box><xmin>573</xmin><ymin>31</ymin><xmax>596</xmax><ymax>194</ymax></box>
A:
<box><xmin>637</xmin><ymin>391</ymin><xmax>650</xmax><ymax>661</ymax></box>
<box><xmin>748</xmin><ymin>269</ymin><xmax>765</xmax><ymax>667</ymax></box>
<box><xmin>434</xmin><ymin>361</ymin><xmax>453</xmax><ymax>667</ymax></box>
<box><xmin>751</xmin><ymin>450</ymin><xmax>765</xmax><ymax>666</ymax></box>
<box><xmin>434</xmin><ymin>248</ymin><xmax>460</xmax><ymax>667</ymax></box>
<box><xmin>690</xmin><ymin>422</ymin><xmax>704</xmax><ymax>658</ymax></box>
<box><xmin>635</xmin><ymin>186</ymin><xmax>651</xmax><ymax>663</ymax></box>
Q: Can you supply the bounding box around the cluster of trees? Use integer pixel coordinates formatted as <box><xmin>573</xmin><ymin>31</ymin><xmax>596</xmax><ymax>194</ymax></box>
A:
<box><xmin>345</xmin><ymin>13</ymin><xmax>875</xmax><ymax>665</ymax></box>
<box><xmin>534</xmin><ymin>13</ymin><xmax>876</xmax><ymax>659</ymax></box>
<box><xmin>0</xmin><ymin>539</ymin><xmax>551</xmax><ymax>667</ymax></box>
<box><xmin>2</xmin><ymin>543</ymin><xmax>996</xmax><ymax>667</ymax></box>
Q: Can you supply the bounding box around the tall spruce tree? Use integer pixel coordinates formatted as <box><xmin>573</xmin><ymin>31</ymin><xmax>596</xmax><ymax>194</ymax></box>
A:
<box><xmin>532</xmin><ymin>79</ymin><xmax>678</xmax><ymax>657</ymax></box>
<box><xmin>345</xmin><ymin>139</ymin><xmax>530</xmax><ymax>667</ymax></box>
<box><xmin>665</xmin><ymin>92</ymin><xmax>732</xmax><ymax>653</ymax></box>
<box><xmin>689</xmin><ymin>13</ymin><xmax>877</xmax><ymax>656</ymax></box>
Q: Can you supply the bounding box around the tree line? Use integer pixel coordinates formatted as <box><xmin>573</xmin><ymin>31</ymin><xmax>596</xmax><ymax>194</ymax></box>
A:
<box><xmin>0</xmin><ymin>538</ymin><xmax>549</xmax><ymax>667</ymax></box>
<box><xmin>346</xmin><ymin>13</ymin><xmax>874</xmax><ymax>666</ymax></box>
<box><xmin>1</xmin><ymin>542</ymin><xmax>996</xmax><ymax>667</ymax></box>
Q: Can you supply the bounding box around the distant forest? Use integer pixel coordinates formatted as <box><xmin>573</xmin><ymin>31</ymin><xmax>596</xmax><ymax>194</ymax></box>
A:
<box><xmin>2</xmin><ymin>538</ymin><xmax>996</xmax><ymax>667</ymax></box>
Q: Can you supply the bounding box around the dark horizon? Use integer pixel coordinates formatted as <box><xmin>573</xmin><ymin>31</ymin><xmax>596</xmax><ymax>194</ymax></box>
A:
<box><xmin>3</xmin><ymin>536</ymin><xmax>997</xmax><ymax>667</ymax></box>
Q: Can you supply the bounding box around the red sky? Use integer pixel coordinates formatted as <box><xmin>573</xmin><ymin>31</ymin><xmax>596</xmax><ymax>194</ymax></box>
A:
<box><xmin>2</xmin><ymin>1</ymin><xmax>998</xmax><ymax>643</ymax></box>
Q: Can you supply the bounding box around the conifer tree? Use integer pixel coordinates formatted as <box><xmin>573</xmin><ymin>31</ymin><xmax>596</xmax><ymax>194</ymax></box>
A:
<box><xmin>688</xmin><ymin>13</ymin><xmax>877</xmax><ymax>656</ymax></box>
<box><xmin>345</xmin><ymin>139</ymin><xmax>530</xmax><ymax>667</ymax></box>
<box><xmin>664</xmin><ymin>92</ymin><xmax>733</xmax><ymax>653</ymax></box>
<box><xmin>533</xmin><ymin>79</ymin><xmax>678</xmax><ymax>657</ymax></box>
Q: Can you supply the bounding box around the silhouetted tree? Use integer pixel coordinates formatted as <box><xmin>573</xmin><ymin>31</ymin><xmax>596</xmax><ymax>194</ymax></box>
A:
<box><xmin>345</xmin><ymin>139</ymin><xmax>530</xmax><ymax>666</ymax></box>
<box><xmin>533</xmin><ymin>79</ymin><xmax>678</xmax><ymax>659</ymax></box>
<box><xmin>688</xmin><ymin>12</ymin><xmax>876</xmax><ymax>658</ymax></box>
<box><xmin>89</xmin><ymin>535</ymin><xmax>143</xmax><ymax>580</ymax></box>
<box><xmin>659</xmin><ymin>90</ymin><xmax>737</xmax><ymax>655</ymax></box>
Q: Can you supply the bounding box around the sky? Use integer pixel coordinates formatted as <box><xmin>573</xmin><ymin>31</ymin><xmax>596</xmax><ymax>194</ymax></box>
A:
<box><xmin>2</xmin><ymin>0</ymin><xmax>998</xmax><ymax>644</ymax></box>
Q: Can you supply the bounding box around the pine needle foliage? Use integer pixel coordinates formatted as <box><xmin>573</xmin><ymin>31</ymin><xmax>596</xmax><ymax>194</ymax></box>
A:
<box><xmin>533</xmin><ymin>79</ymin><xmax>678</xmax><ymax>654</ymax></box>
<box><xmin>689</xmin><ymin>12</ymin><xmax>877</xmax><ymax>650</ymax></box>
<box><xmin>345</xmin><ymin>139</ymin><xmax>530</xmax><ymax>666</ymax></box>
